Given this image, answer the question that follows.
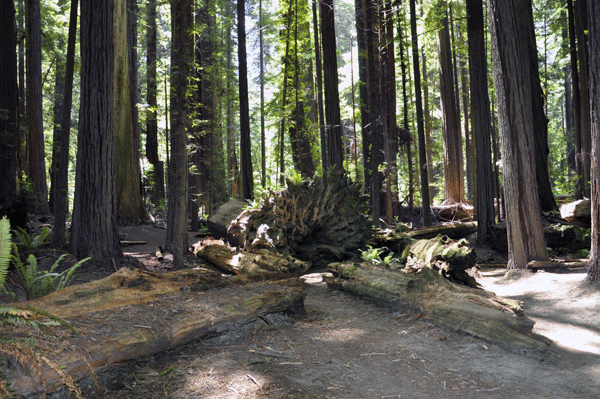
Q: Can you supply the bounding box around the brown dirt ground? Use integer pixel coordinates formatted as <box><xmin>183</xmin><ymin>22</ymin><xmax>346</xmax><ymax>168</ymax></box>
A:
<box><xmin>11</xmin><ymin>224</ymin><xmax>600</xmax><ymax>398</ymax></box>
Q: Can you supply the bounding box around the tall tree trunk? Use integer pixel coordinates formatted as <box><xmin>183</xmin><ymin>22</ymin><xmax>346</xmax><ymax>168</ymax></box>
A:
<box><xmin>259</xmin><ymin>0</ymin><xmax>266</xmax><ymax>187</ymax></box>
<box><xmin>489</xmin><ymin>0</ymin><xmax>548</xmax><ymax>269</ymax></box>
<box><xmin>18</xmin><ymin>0</ymin><xmax>25</xmax><ymax>174</ymax></box>
<box><xmin>51</xmin><ymin>0</ymin><xmax>78</xmax><ymax>247</ymax></box>
<box><xmin>146</xmin><ymin>0</ymin><xmax>164</xmax><ymax>205</ymax></box>
<box><xmin>588</xmin><ymin>0</ymin><xmax>599</xmax><ymax>281</ymax></box>
<box><xmin>437</xmin><ymin>3</ymin><xmax>463</xmax><ymax>205</ymax></box>
<box><xmin>26</xmin><ymin>0</ymin><xmax>49</xmax><ymax>214</ymax></box>
<box><xmin>0</xmin><ymin>0</ymin><xmax>19</xmax><ymax>225</ymax></box>
<box><xmin>115</xmin><ymin>0</ymin><xmax>147</xmax><ymax>225</ymax></box>
<box><xmin>71</xmin><ymin>0</ymin><xmax>122</xmax><ymax>259</ymax></box>
<box><xmin>567</xmin><ymin>0</ymin><xmax>582</xmax><ymax>198</ymax></box>
<box><xmin>238</xmin><ymin>0</ymin><xmax>253</xmax><ymax>200</ymax></box>
<box><xmin>575</xmin><ymin>0</ymin><xmax>590</xmax><ymax>197</ymax></box>
<box><xmin>320</xmin><ymin>0</ymin><xmax>344</xmax><ymax>172</ymax></box>
<box><xmin>49</xmin><ymin>47</ymin><xmax>65</xmax><ymax>214</ymax></box>
<box><xmin>466</xmin><ymin>0</ymin><xmax>494</xmax><ymax>243</ymax></box>
<box><xmin>167</xmin><ymin>0</ymin><xmax>192</xmax><ymax>267</ymax></box>
<box><xmin>355</xmin><ymin>0</ymin><xmax>371</xmax><ymax>194</ymax></box>
<box><xmin>409</xmin><ymin>0</ymin><xmax>431</xmax><ymax>226</ymax></box>
<box><xmin>313</xmin><ymin>0</ymin><xmax>327</xmax><ymax>171</ymax></box>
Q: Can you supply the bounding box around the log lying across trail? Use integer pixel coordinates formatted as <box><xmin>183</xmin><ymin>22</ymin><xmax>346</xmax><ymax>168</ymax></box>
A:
<box><xmin>1</xmin><ymin>267</ymin><xmax>305</xmax><ymax>397</ymax></box>
<box><xmin>325</xmin><ymin>262</ymin><xmax>557</xmax><ymax>359</ymax></box>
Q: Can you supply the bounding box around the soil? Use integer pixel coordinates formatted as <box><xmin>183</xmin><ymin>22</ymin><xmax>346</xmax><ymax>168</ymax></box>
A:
<box><xmin>9</xmin><ymin>224</ymin><xmax>600</xmax><ymax>398</ymax></box>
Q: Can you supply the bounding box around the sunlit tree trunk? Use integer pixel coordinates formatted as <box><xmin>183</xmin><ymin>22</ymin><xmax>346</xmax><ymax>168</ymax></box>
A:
<box><xmin>489</xmin><ymin>0</ymin><xmax>548</xmax><ymax>269</ymax></box>
<box><xmin>575</xmin><ymin>0</ymin><xmax>590</xmax><ymax>197</ymax></box>
<box><xmin>71</xmin><ymin>0</ymin><xmax>122</xmax><ymax>259</ymax></box>
<box><xmin>313</xmin><ymin>0</ymin><xmax>327</xmax><ymax>171</ymax></box>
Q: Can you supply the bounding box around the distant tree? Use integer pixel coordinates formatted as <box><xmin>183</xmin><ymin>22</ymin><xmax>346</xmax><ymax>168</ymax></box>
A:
<box><xmin>166</xmin><ymin>0</ymin><xmax>192</xmax><ymax>267</ymax></box>
<box><xmin>0</xmin><ymin>0</ymin><xmax>20</xmax><ymax>225</ymax></box>
<box><xmin>489</xmin><ymin>0</ymin><xmax>548</xmax><ymax>269</ymax></box>
<box><xmin>51</xmin><ymin>0</ymin><xmax>78</xmax><ymax>247</ymax></box>
<box><xmin>26</xmin><ymin>0</ymin><xmax>49</xmax><ymax>214</ymax></box>
<box><xmin>437</xmin><ymin>1</ymin><xmax>463</xmax><ymax>204</ymax></box>
<box><xmin>409</xmin><ymin>0</ymin><xmax>431</xmax><ymax>226</ymax></box>
<box><xmin>588</xmin><ymin>0</ymin><xmax>599</xmax><ymax>281</ymax></box>
<box><xmin>466</xmin><ymin>0</ymin><xmax>494</xmax><ymax>242</ymax></box>
<box><xmin>115</xmin><ymin>0</ymin><xmax>148</xmax><ymax>225</ymax></box>
<box><xmin>71</xmin><ymin>0</ymin><xmax>122</xmax><ymax>259</ymax></box>
<box><xmin>238</xmin><ymin>0</ymin><xmax>253</xmax><ymax>200</ymax></box>
<box><xmin>313</xmin><ymin>0</ymin><xmax>327</xmax><ymax>171</ymax></box>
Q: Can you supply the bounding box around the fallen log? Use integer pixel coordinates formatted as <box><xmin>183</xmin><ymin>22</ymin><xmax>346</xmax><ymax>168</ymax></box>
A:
<box><xmin>325</xmin><ymin>262</ymin><xmax>556</xmax><ymax>359</ymax></box>
<box><xmin>400</xmin><ymin>235</ymin><xmax>479</xmax><ymax>287</ymax></box>
<box><xmin>528</xmin><ymin>260</ymin><xmax>588</xmax><ymax>270</ymax></box>
<box><xmin>194</xmin><ymin>241</ymin><xmax>311</xmax><ymax>275</ymax></box>
<box><xmin>1</xmin><ymin>267</ymin><xmax>305</xmax><ymax>397</ymax></box>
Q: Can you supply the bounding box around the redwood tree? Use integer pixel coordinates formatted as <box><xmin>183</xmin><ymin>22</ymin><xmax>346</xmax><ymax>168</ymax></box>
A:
<box><xmin>238</xmin><ymin>0</ymin><xmax>253</xmax><ymax>200</ymax></box>
<box><xmin>71</xmin><ymin>0</ymin><xmax>122</xmax><ymax>259</ymax></box>
<box><xmin>588</xmin><ymin>0</ymin><xmax>599</xmax><ymax>281</ymax></box>
<box><xmin>489</xmin><ymin>0</ymin><xmax>548</xmax><ymax>269</ymax></box>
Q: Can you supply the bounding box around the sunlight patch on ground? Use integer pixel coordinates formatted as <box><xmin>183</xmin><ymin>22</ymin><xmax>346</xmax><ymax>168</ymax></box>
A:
<box><xmin>314</xmin><ymin>327</ymin><xmax>366</xmax><ymax>342</ymax></box>
<box><xmin>181</xmin><ymin>364</ymin><xmax>268</xmax><ymax>398</ymax></box>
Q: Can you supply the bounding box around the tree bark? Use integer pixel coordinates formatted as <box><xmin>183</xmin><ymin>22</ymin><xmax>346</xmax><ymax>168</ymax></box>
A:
<box><xmin>489</xmin><ymin>0</ymin><xmax>548</xmax><ymax>269</ymax></box>
<box><xmin>238</xmin><ymin>0</ymin><xmax>253</xmax><ymax>200</ymax></box>
<box><xmin>26</xmin><ymin>0</ymin><xmax>49</xmax><ymax>215</ymax></box>
<box><xmin>71</xmin><ymin>0</ymin><xmax>122</xmax><ymax>259</ymax></box>
<box><xmin>588</xmin><ymin>0</ymin><xmax>600</xmax><ymax>281</ymax></box>
<box><xmin>115</xmin><ymin>0</ymin><xmax>148</xmax><ymax>226</ymax></box>
<box><xmin>166</xmin><ymin>0</ymin><xmax>192</xmax><ymax>267</ymax></box>
<box><xmin>575</xmin><ymin>0</ymin><xmax>590</xmax><ymax>197</ymax></box>
<box><xmin>437</xmin><ymin>3</ymin><xmax>463</xmax><ymax>205</ymax></box>
<box><xmin>314</xmin><ymin>0</ymin><xmax>327</xmax><ymax>172</ymax></box>
<box><xmin>320</xmin><ymin>0</ymin><xmax>344</xmax><ymax>173</ymax></box>
<box><xmin>466</xmin><ymin>0</ymin><xmax>494</xmax><ymax>243</ymax></box>
<box><xmin>409</xmin><ymin>0</ymin><xmax>431</xmax><ymax>226</ymax></box>
<box><xmin>0</xmin><ymin>0</ymin><xmax>19</xmax><ymax>225</ymax></box>
<box><xmin>51</xmin><ymin>0</ymin><xmax>78</xmax><ymax>247</ymax></box>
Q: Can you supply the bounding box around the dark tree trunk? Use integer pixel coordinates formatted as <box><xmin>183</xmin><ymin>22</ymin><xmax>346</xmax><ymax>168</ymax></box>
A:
<box><xmin>259</xmin><ymin>0</ymin><xmax>266</xmax><ymax>187</ymax></box>
<box><xmin>466</xmin><ymin>0</ymin><xmax>494</xmax><ymax>243</ymax></box>
<box><xmin>355</xmin><ymin>0</ymin><xmax>371</xmax><ymax>194</ymax></box>
<box><xmin>489</xmin><ymin>0</ymin><xmax>548</xmax><ymax>269</ymax></box>
<box><xmin>49</xmin><ymin>49</ymin><xmax>65</xmax><ymax>214</ymax></box>
<box><xmin>320</xmin><ymin>0</ymin><xmax>344</xmax><ymax>173</ymax></box>
<box><xmin>51</xmin><ymin>0</ymin><xmax>78</xmax><ymax>247</ymax></box>
<box><xmin>410</xmin><ymin>0</ymin><xmax>431</xmax><ymax>226</ymax></box>
<box><xmin>238</xmin><ymin>0</ymin><xmax>253</xmax><ymax>200</ymax></box>
<box><xmin>313</xmin><ymin>0</ymin><xmax>327</xmax><ymax>171</ymax></box>
<box><xmin>588</xmin><ymin>0</ymin><xmax>600</xmax><ymax>281</ymax></box>
<box><xmin>575</xmin><ymin>0</ymin><xmax>591</xmax><ymax>197</ymax></box>
<box><xmin>146</xmin><ymin>0</ymin><xmax>164</xmax><ymax>204</ymax></box>
<box><xmin>166</xmin><ymin>0</ymin><xmax>192</xmax><ymax>267</ymax></box>
<box><xmin>71</xmin><ymin>0</ymin><xmax>122</xmax><ymax>259</ymax></box>
<box><xmin>26</xmin><ymin>0</ymin><xmax>49</xmax><ymax>215</ymax></box>
<box><xmin>0</xmin><ymin>0</ymin><xmax>19</xmax><ymax>225</ymax></box>
<box><xmin>437</xmin><ymin>3</ymin><xmax>463</xmax><ymax>205</ymax></box>
<box><xmin>568</xmin><ymin>0</ymin><xmax>582</xmax><ymax>198</ymax></box>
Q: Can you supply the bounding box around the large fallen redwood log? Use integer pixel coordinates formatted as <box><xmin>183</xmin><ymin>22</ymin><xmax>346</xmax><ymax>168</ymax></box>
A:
<box><xmin>325</xmin><ymin>262</ymin><xmax>557</xmax><ymax>359</ymax></box>
<box><xmin>1</xmin><ymin>267</ymin><xmax>305</xmax><ymax>397</ymax></box>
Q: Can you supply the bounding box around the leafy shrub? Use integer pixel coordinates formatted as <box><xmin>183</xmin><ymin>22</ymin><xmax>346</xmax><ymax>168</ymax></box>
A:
<box><xmin>12</xmin><ymin>226</ymin><xmax>53</xmax><ymax>251</ymax></box>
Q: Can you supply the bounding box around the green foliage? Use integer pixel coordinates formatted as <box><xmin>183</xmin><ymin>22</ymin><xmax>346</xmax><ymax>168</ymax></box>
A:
<box><xmin>12</xmin><ymin>226</ymin><xmax>53</xmax><ymax>251</ymax></box>
<box><xmin>10</xmin><ymin>247</ymin><xmax>89</xmax><ymax>300</ymax></box>
<box><xmin>359</xmin><ymin>245</ymin><xmax>398</xmax><ymax>266</ymax></box>
<box><xmin>0</xmin><ymin>217</ymin><xmax>11</xmax><ymax>290</ymax></box>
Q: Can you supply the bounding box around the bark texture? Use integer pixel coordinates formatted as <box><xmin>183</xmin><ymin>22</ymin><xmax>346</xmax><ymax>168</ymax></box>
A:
<box><xmin>71</xmin><ymin>0</ymin><xmax>122</xmax><ymax>259</ymax></box>
<box><xmin>489</xmin><ymin>0</ymin><xmax>548</xmax><ymax>269</ymax></box>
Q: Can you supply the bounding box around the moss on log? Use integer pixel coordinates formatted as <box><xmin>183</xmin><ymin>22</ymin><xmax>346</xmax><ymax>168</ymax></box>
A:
<box><xmin>325</xmin><ymin>262</ymin><xmax>556</xmax><ymax>359</ymax></box>
<box><xmin>1</xmin><ymin>268</ymin><xmax>305</xmax><ymax>397</ymax></box>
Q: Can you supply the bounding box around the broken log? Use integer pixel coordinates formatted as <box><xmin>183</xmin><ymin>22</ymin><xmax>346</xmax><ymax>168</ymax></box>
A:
<box><xmin>400</xmin><ymin>235</ymin><xmax>479</xmax><ymax>287</ymax></box>
<box><xmin>207</xmin><ymin>200</ymin><xmax>246</xmax><ymax>238</ymax></box>
<box><xmin>227</xmin><ymin>171</ymin><xmax>374</xmax><ymax>268</ymax></box>
<box><xmin>324</xmin><ymin>262</ymin><xmax>556</xmax><ymax>359</ymax></box>
<box><xmin>0</xmin><ymin>267</ymin><xmax>305</xmax><ymax>397</ymax></box>
<box><xmin>560</xmin><ymin>199</ymin><xmax>591</xmax><ymax>227</ymax></box>
<box><xmin>194</xmin><ymin>242</ymin><xmax>311</xmax><ymax>275</ymax></box>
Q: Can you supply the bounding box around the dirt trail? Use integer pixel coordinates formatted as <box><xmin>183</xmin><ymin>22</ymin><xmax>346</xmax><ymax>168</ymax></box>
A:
<box><xmin>45</xmin><ymin>225</ymin><xmax>600</xmax><ymax>398</ymax></box>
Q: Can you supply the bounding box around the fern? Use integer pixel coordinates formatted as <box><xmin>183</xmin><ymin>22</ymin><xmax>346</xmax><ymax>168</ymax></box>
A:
<box><xmin>0</xmin><ymin>217</ymin><xmax>11</xmax><ymax>289</ymax></box>
<box><xmin>12</xmin><ymin>226</ymin><xmax>52</xmax><ymax>251</ymax></box>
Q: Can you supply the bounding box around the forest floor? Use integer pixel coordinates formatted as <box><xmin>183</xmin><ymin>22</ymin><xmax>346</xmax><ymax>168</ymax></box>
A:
<box><xmin>22</xmin><ymin>224</ymin><xmax>600</xmax><ymax>398</ymax></box>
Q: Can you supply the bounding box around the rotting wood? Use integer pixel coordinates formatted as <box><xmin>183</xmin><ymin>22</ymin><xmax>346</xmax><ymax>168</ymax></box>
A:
<box><xmin>0</xmin><ymin>267</ymin><xmax>305</xmax><ymax>397</ymax></box>
<box><xmin>194</xmin><ymin>242</ymin><xmax>311</xmax><ymax>275</ymax></box>
<box><xmin>528</xmin><ymin>260</ymin><xmax>588</xmax><ymax>270</ymax></box>
<box><xmin>120</xmin><ymin>240</ymin><xmax>147</xmax><ymax>246</ymax></box>
<box><xmin>325</xmin><ymin>262</ymin><xmax>557</xmax><ymax>359</ymax></box>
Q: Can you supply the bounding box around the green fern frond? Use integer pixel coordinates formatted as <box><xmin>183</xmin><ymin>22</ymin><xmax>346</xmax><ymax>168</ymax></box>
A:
<box><xmin>0</xmin><ymin>216</ymin><xmax>11</xmax><ymax>288</ymax></box>
<box><xmin>12</xmin><ymin>227</ymin><xmax>31</xmax><ymax>249</ymax></box>
<box><xmin>48</xmin><ymin>254</ymin><xmax>69</xmax><ymax>274</ymax></box>
<box><xmin>57</xmin><ymin>257</ymin><xmax>90</xmax><ymax>291</ymax></box>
